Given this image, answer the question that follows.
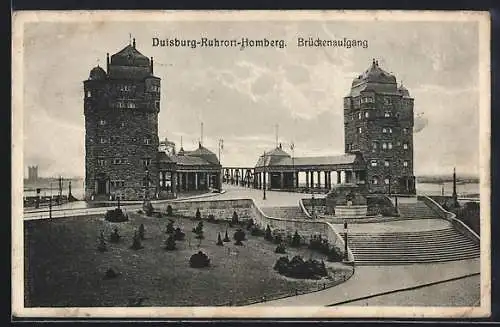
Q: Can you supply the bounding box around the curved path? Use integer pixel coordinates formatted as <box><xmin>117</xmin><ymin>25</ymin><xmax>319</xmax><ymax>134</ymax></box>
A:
<box><xmin>248</xmin><ymin>258</ymin><xmax>480</xmax><ymax>307</ymax></box>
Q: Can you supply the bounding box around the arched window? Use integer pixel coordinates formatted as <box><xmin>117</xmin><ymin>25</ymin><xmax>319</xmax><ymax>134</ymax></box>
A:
<box><xmin>371</xmin><ymin>176</ymin><xmax>379</xmax><ymax>185</ymax></box>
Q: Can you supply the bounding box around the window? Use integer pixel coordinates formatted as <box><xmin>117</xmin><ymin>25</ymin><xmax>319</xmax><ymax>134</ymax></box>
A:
<box><xmin>403</xmin><ymin>143</ymin><xmax>409</xmax><ymax>150</ymax></box>
<box><xmin>144</xmin><ymin>138</ymin><xmax>152</xmax><ymax>145</ymax></box>
<box><xmin>111</xmin><ymin>180</ymin><xmax>125</xmax><ymax>188</ymax></box>
<box><xmin>116</xmin><ymin>101</ymin><xmax>125</xmax><ymax>108</ymax></box>
<box><xmin>99</xmin><ymin>137</ymin><xmax>107</xmax><ymax>144</ymax></box>
<box><xmin>365</xmin><ymin>111</ymin><xmax>370</xmax><ymax>118</ymax></box>
<box><xmin>142</xmin><ymin>158</ymin><xmax>152</xmax><ymax>167</ymax></box>
<box><xmin>119</xmin><ymin>85</ymin><xmax>131</xmax><ymax>92</ymax></box>
<box><xmin>388</xmin><ymin>142</ymin><xmax>393</xmax><ymax>149</ymax></box>
<box><xmin>384</xmin><ymin>97</ymin><xmax>392</xmax><ymax>105</ymax></box>
<box><xmin>384</xmin><ymin>111</ymin><xmax>392</xmax><ymax>118</ymax></box>
<box><xmin>111</xmin><ymin>136</ymin><xmax>119</xmax><ymax>144</ymax></box>
<box><xmin>382</xmin><ymin>142</ymin><xmax>387</xmax><ymax>149</ymax></box>
<box><xmin>155</xmin><ymin>101</ymin><xmax>160</xmax><ymax>110</ymax></box>
<box><xmin>127</xmin><ymin>102</ymin><xmax>136</xmax><ymax>109</ymax></box>
<box><xmin>403</xmin><ymin>128</ymin><xmax>409</xmax><ymax>134</ymax></box>
<box><xmin>358</xmin><ymin>112</ymin><xmax>362</xmax><ymax>120</ymax></box>
<box><xmin>371</xmin><ymin>177</ymin><xmax>379</xmax><ymax>185</ymax></box>
<box><xmin>403</xmin><ymin>161</ymin><xmax>409</xmax><ymax>167</ymax></box>
<box><xmin>382</xmin><ymin>128</ymin><xmax>387</xmax><ymax>133</ymax></box>
<box><xmin>86</xmin><ymin>90</ymin><xmax>92</xmax><ymax>98</ymax></box>
<box><xmin>120</xmin><ymin>122</ymin><xmax>126</xmax><ymax>128</ymax></box>
<box><xmin>384</xmin><ymin>160</ymin><xmax>390</xmax><ymax>167</ymax></box>
<box><xmin>97</xmin><ymin>159</ymin><xmax>105</xmax><ymax>166</ymax></box>
<box><xmin>384</xmin><ymin>178</ymin><xmax>390</xmax><ymax>185</ymax></box>
<box><xmin>99</xmin><ymin>119</ymin><xmax>106</xmax><ymax>126</ymax></box>
<box><xmin>112</xmin><ymin>158</ymin><xmax>128</xmax><ymax>165</ymax></box>
<box><xmin>388</xmin><ymin>127</ymin><xmax>392</xmax><ymax>134</ymax></box>
<box><xmin>358</xmin><ymin>127</ymin><xmax>362</xmax><ymax>134</ymax></box>
<box><xmin>370</xmin><ymin>160</ymin><xmax>378</xmax><ymax>167</ymax></box>
<box><xmin>372</xmin><ymin>141</ymin><xmax>378</xmax><ymax>150</ymax></box>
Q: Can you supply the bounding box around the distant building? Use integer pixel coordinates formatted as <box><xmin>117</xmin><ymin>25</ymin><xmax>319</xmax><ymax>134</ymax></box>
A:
<box><xmin>253</xmin><ymin>59</ymin><xmax>415</xmax><ymax>195</ymax></box>
<box><xmin>27</xmin><ymin>165</ymin><xmax>38</xmax><ymax>182</ymax></box>
<box><xmin>83</xmin><ymin>39</ymin><xmax>221</xmax><ymax>201</ymax></box>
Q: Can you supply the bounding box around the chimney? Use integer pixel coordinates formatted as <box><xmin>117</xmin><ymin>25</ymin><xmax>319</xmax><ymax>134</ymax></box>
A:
<box><xmin>133</xmin><ymin>38</ymin><xmax>136</xmax><ymax>48</ymax></box>
<box><xmin>106</xmin><ymin>53</ymin><xmax>110</xmax><ymax>72</ymax></box>
<box><xmin>150</xmin><ymin>57</ymin><xmax>154</xmax><ymax>74</ymax></box>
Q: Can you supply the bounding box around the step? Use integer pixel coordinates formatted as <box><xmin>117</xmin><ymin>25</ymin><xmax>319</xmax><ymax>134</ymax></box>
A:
<box><xmin>353</xmin><ymin>252</ymin><xmax>480</xmax><ymax>262</ymax></box>
<box><xmin>351</xmin><ymin>249</ymin><xmax>480</xmax><ymax>257</ymax></box>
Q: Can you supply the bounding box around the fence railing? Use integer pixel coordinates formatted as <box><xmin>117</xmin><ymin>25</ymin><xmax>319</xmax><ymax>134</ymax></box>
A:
<box><xmin>418</xmin><ymin>195</ymin><xmax>480</xmax><ymax>245</ymax></box>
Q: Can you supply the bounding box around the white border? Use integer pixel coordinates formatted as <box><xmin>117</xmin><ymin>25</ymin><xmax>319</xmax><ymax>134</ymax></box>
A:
<box><xmin>11</xmin><ymin>10</ymin><xmax>491</xmax><ymax>319</ymax></box>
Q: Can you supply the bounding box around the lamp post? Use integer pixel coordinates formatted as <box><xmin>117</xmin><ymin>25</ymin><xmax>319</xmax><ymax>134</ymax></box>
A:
<box><xmin>262</xmin><ymin>151</ymin><xmax>267</xmax><ymax>200</ymax></box>
<box><xmin>311</xmin><ymin>193</ymin><xmax>315</xmax><ymax>219</ymax></box>
<box><xmin>144</xmin><ymin>167</ymin><xmax>150</xmax><ymax>205</ymax></box>
<box><xmin>343</xmin><ymin>220</ymin><xmax>349</xmax><ymax>261</ymax></box>
<box><xmin>49</xmin><ymin>181</ymin><xmax>53</xmax><ymax>219</ymax></box>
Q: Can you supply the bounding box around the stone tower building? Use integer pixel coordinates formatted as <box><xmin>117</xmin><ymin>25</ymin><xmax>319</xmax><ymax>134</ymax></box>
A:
<box><xmin>84</xmin><ymin>39</ymin><xmax>160</xmax><ymax>200</ymax></box>
<box><xmin>344</xmin><ymin>59</ymin><xmax>416</xmax><ymax>194</ymax></box>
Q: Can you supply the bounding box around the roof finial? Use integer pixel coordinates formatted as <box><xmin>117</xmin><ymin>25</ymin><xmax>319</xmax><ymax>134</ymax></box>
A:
<box><xmin>129</xmin><ymin>33</ymin><xmax>132</xmax><ymax>45</ymax></box>
<box><xmin>372</xmin><ymin>58</ymin><xmax>375</xmax><ymax>65</ymax></box>
<box><xmin>375</xmin><ymin>60</ymin><xmax>379</xmax><ymax>66</ymax></box>
<box><xmin>133</xmin><ymin>38</ymin><xmax>136</xmax><ymax>48</ymax></box>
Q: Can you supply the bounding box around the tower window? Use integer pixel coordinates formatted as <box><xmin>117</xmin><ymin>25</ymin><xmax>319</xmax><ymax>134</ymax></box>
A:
<box><xmin>382</xmin><ymin>142</ymin><xmax>393</xmax><ymax>150</ymax></box>
<box><xmin>384</xmin><ymin>160</ymin><xmax>390</xmax><ymax>167</ymax></box>
<box><xmin>370</xmin><ymin>160</ymin><xmax>378</xmax><ymax>167</ymax></box>
<box><xmin>382</xmin><ymin>128</ymin><xmax>386</xmax><ymax>133</ymax></box>
<box><xmin>99</xmin><ymin>119</ymin><xmax>106</xmax><ymax>126</ymax></box>
<box><xmin>403</xmin><ymin>143</ymin><xmax>409</xmax><ymax>149</ymax></box>
<box><xmin>403</xmin><ymin>161</ymin><xmax>409</xmax><ymax>167</ymax></box>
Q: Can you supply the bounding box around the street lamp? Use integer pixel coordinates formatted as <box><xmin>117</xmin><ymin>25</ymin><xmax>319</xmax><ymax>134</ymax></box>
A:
<box><xmin>311</xmin><ymin>193</ymin><xmax>315</xmax><ymax>218</ymax></box>
<box><xmin>343</xmin><ymin>220</ymin><xmax>349</xmax><ymax>261</ymax></box>
<box><xmin>262</xmin><ymin>151</ymin><xmax>267</xmax><ymax>200</ymax></box>
<box><xmin>144</xmin><ymin>167</ymin><xmax>150</xmax><ymax>204</ymax></box>
<box><xmin>49</xmin><ymin>181</ymin><xmax>53</xmax><ymax>219</ymax></box>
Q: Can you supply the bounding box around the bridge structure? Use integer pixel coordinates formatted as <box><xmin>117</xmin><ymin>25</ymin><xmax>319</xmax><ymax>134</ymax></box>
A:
<box><xmin>222</xmin><ymin>167</ymin><xmax>255</xmax><ymax>188</ymax></box>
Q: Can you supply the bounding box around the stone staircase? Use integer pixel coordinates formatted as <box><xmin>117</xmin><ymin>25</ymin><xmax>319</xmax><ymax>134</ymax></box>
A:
<box><xmin>348</xmin><ymin>227</ymin><xmax>480</xmax><ymax>265</ymax></box>
<box><xmin>397</xmin><ymin>200</ymin><xmax>440</xmax><ymax>219</ymax></box>
<box><xmin>260</xmin><ymin>206</ymin><xmax>309</xmax><ymax>220</ymax></box>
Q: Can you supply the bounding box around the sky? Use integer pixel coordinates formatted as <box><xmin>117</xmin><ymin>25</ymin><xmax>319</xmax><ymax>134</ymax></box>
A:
<box><xmin>21</xmin><ymin>18</ymin><xmax>481</xmax><ymax>178</ymax></box>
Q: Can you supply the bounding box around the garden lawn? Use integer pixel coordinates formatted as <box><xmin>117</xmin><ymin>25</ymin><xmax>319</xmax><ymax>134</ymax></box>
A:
<box><xmin>24</xmin><ymin>213</ymin><xmax>351</xmax><ymax>307</ymax></box>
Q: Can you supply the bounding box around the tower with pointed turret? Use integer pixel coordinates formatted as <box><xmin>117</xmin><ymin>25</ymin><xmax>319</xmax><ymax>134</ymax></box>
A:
<box><xmin>343</xmin><ymin>59</ymin><xmax>415</xmax><ymax>194</ymax></box>
<box><xmin>83</xmin><ymin>38</ymin><xmax>161</xmax><ymax>200</ymax></box>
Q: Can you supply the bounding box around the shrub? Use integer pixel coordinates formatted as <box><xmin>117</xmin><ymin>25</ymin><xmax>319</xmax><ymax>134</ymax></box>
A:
<box><xmin>234</xmin><ymin>228</ymin><xmax>246</xmax><ymax>245</ymax></box>
<box><xmin>138</xmin><ymin>224</ymin><xmax>145</xmax><ymax>240</ymax></box>
<box><xmin>264</xmin><ymin>225</ymin><xmax>273</xmax><ymax>241</ymax></box>
<box><xmin>166</xmin><ymin>205</ymin><xmax>173</xmax><ymax>216</ymax></box>
<box><xmin>166</xmin><ymin>220</ymin><xmax>175</xmax><ymax>234</ymax></box>
<box><xmin>216</xmin><ymin>233</ymin><xmax>224</xmax><ymax>246</ymax></box>
<box><xmin>174</xmin><ymin>227</ymin><xmax>185</xmax><ymax>241</ymax></box>
<box><xmin>192</xmin><ymin>221</ymin><xmax>204</xmax><ymax>235</ymax></box>
<box><xmin>105</xmin><ymin>208</ymin><xmax>128</xmax><ymax>222</ymax></box>
<box><xmin>275</xmin><ymin>243</ymin><xmax>286</xmax><ymax>254</ymax></box>
<box><xmin>165</xmin><ymin>234</ymin><xmax>176</xmax><ymax>251</ymax></box>
<box><xmin>104</xmin><ymin>268</ymin><xmax>119</xmax><ymax>279</ymax></box>
<box><xmin>189</xmin><ymin>251</ymin><xmax>210</xmax><ymax>268</ymax></box>
<box><xmin>130</xmin><ymin>231</ymin><xmax>143</xmax><ymax>250</ymax></box>
<box><xmin>309</xmin><ymin>235</ymin><xmax>330</xmax><ymax>255</ymax></box>
<box><xmin>231</xmin><ymin>211</ymin><xmax>239</xmax><ymax>224</ymax></box>
<box><xmin>246</xmin><ymin>219</ymin><xmax>254</xmax><ymax>230</ymax></box>
<box><xmin>273</xmin><ymin>255</ymin><xmax>328</xmax><ymax>279</ymax></box>
<box><xmin>207</xmin><ymin>214</ymin><xmax>216</xmax><ymax>223</ymax></box>
<box><xmin>291</xmin><ymin>230</ymin><xmax>301</xmax><ymax>247</ymax></box>
<box><xmin>250</xmin><ymin>225</ymin><xmax>264</xmax><ymax>236</ymax></box>
<box><xmin>109</xmin><ymin>228</ymin><xmax>121</xmax><ymax>243</ymax></box>
<box><xmin>144</xmin><ymin>202</ymin><xmax>154</xmax><ymax>217</ymax></box>
<box><xmin>195</xmin><ymin>208</ymin><xmax>201</xmax><ymax>220</ymax></box>
<box><xmin>327</xmin><ymin>246</ymin><xmax>344</xmax><ymax>262</ymax></box>
<box><xmin>273</xmin><ymin>234</ymin><xmax>283</xmax><ymax>245</ymax></box>
<box><xmin>223</xmin><ymin>230</ymin><xmax>230</xmax><ymax>242</ymax></box>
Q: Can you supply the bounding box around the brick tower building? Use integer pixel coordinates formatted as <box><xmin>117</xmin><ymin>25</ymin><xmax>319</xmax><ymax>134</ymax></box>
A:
<box><xmin>84</xmin><ymin>39</ymin><xmax>160</xmax><ymax>200</ymax></box>
<box><xmin>344</xmin><ymin>59</ymin><xmax>416</xmax><ymax>194</ymax></box>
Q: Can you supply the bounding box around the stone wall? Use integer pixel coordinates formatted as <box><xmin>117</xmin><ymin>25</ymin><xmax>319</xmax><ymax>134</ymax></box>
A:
<box><xmin>158</xmin><ymin>199</ymin><xmax>254</xmax><ymax>221</ymax></box>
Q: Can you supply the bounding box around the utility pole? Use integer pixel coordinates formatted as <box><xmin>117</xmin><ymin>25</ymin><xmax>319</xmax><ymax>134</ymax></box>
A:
<box><xmin>263</xmin><ymin>152</ymin><xmax>267</xmax><ymax>200</ymax></box>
